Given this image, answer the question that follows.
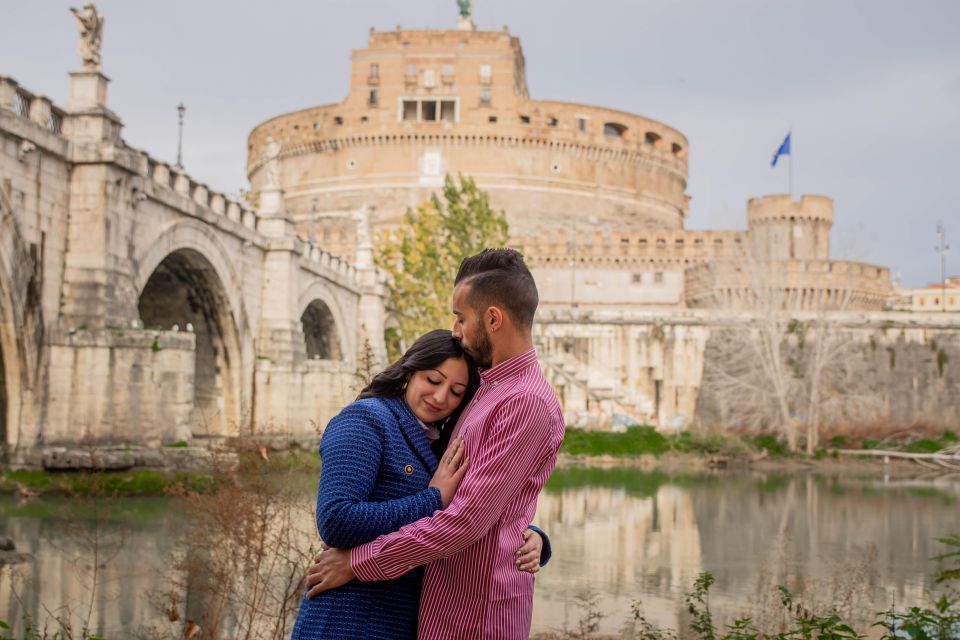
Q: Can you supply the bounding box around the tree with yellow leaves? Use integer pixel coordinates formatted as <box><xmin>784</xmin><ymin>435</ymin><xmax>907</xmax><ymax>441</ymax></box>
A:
<box><xmin>375</xmin><ymin>174</ymin><xmax>508</xmax><ymax>359</ymax></box>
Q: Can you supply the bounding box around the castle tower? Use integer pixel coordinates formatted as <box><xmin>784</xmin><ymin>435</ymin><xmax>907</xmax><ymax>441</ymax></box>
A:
<box><xmin>247</xmin><ymin>24</ymin><xmax>690</xmax><ymax>262</ymax></box>
<box><xmin>746</xmin><ymin>194</ymin><xmax>833</xmax><ymax>263</ymax></box>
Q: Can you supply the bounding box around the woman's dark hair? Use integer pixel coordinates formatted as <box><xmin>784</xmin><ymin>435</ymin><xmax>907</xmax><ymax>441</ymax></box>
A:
<box><xmin>358</xmin><ymin>329</ymin><xmax>479</xmax><ymax>452</ymax></box>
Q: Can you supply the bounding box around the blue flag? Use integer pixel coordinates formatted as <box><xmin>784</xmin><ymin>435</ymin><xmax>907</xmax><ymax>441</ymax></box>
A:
<box><xmin>771</xmin><ymin>132</ymin><xmax>791</xmax><ymax>167</ymax></box>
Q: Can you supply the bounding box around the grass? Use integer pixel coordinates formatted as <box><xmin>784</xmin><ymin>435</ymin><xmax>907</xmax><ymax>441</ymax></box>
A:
<box><xmin>561</xmin><ymin>425</ymin><xmax>671</xmax><ymax>456</ymax></box>
<box><xmin>0</xmin><ymin>468</ymin><xmax>215</xmax><ymax>497</ymax></box>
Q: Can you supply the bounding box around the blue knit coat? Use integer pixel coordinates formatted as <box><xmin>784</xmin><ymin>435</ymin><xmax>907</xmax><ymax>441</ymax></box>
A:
<box><xmin>291</xmin><ymin>396</ymin><xmax>551</xmax><ymax>640</ymax></box>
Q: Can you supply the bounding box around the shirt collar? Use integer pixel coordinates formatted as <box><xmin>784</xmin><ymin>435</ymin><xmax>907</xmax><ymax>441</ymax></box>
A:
<box><xmin>478</xmin><ymin>347</ymin><xmax>538</xmax><ymax>384</ymax></box>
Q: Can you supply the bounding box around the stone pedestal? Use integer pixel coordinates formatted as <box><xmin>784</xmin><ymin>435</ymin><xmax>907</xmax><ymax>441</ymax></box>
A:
<box><xmin>64</xmin><ymin>70</ymin><xmax>122</xmax><ymax>143</ymax></box>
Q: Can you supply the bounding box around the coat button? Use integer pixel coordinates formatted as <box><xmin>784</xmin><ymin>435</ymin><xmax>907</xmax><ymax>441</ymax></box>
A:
<box><xmin>403</xmin><ymin>464</ymin><xmax>414</xmax><ymax>475</ymax></box>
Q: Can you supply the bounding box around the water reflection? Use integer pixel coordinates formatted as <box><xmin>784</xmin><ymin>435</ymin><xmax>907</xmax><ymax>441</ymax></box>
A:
<box><xmin>531</xmin><ymin>469</ymin><xmax>959</xmax><ymax>636</ymax></box>
<box><xmin>1</xmin><ymin>470</ymin><xmax>957</xmax><ymax>637</ymax></box>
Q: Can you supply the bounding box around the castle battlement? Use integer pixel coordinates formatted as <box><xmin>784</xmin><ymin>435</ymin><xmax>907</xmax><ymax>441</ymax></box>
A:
<box><xmin>685</xmin><ymin>257</ymin><xmax>893</xmax><ymax>311</ymax></box>
<box><xmin>747</xmin><ymin>194</ymin><xmax>834</xmax><ymax>225</ymax></box>
<box><xmin>516</xmin><ymin>229</ymin><xmax>748</xmax><ymax>268</ymax></box>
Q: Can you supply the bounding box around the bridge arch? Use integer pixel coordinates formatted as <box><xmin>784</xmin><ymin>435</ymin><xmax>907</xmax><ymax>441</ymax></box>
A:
<box><xmin>297</xmin><ymin>281</ymin><xmax>351</xmax><ymax>362</ymax></box>
<box><xmin>135</xmin><ymin>223</ymin><xmax>249</xmax><ymax>437</ymax></box>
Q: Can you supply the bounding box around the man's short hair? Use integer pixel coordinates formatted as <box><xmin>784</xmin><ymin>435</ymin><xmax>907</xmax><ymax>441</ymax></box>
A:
<box><xmin>455</xmin><ymin>248</ymin><xmax>539</xmax><ymax>329</ymax></box>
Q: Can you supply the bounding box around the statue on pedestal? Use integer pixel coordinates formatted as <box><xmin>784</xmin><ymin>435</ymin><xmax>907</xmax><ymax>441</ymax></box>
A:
<box><xmin>457</xmin><ymin>0</ymin><xmax>471</xmax><ymax>19</ymax></box>
<box><xmin>70</xmin><ymin>3</ymin><xmax>104</xmax><ymax>71</ymax></box>
<box><xmin>262</xmin><ymin>137</ymin><xmax>282</xmax><ymax>188</ymax></box>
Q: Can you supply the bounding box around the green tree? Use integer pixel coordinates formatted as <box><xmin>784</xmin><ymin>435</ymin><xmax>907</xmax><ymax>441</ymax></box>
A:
<box><xmin>375</xmin><ymin>174</ymin><xmax>508</xmax><ymax>359</ymax></box>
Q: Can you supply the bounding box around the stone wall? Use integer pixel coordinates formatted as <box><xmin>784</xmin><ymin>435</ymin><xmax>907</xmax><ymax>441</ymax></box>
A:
<box><xmin>535</xmin><ymin>309</ymin><xmax>960</xmax><ymax>432</ymax></box>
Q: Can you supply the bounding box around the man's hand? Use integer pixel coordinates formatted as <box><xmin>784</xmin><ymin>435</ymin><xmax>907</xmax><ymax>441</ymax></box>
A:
<box><xmin>515</xmin><ymin>528</ymin><xmax>542</xmax><ymax>574</ymax></box>
<box><xmin>305</xmin><ymin>547</ymin><xmax>355</xmax><ymax>598</ymax></box>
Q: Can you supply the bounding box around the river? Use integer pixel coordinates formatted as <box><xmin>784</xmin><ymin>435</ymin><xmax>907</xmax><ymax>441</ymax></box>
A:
<box><xmin>1</xmin><ymin>466</ymin><xmax>957</xmax><ymax>637</ymax></box>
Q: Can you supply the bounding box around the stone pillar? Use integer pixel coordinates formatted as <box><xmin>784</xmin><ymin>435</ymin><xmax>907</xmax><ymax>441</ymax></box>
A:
<box><xmin>59</xmin><ymin>69</ymin><xmax>131</xmax><ymax>329</ymax></box>
<box><xmin>256</xmin><ymin>187</ymin><xmax>303</xmax><ymax>362</ymax></box>
<box><xmin>354</xmin><ymin>205</ymin><xmax>387</xmax><ymax>365</ymax></box>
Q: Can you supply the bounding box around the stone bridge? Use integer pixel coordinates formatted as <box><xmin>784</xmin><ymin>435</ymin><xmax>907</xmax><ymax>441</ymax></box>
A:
<box><xmin>0</xmin><ymin>68</ymin><xmax>385</xmax><ymax>464</ymax></box>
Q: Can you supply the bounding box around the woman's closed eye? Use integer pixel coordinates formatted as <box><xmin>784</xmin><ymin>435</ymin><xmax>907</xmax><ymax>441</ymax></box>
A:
<box><xmin>427</xmin><ymin>377</ymin><xmax>441</xmax><ymax>385</ymax></box>
<box><xmin>450</xmin><ymin>389</ymin><xmax>463</xmax><ymax>398</ymax></box>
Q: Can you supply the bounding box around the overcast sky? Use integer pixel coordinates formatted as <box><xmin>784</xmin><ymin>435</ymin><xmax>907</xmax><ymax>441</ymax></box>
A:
<box><xmin>3</xmin><ymin>0</ymin><xmax>958</xmax><ymax>286</ymax></box>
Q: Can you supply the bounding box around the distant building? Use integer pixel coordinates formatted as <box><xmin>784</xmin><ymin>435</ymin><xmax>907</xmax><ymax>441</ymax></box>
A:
<box><xmin>890</xmin><ymin>276</ymin><xmax>960</xmax><ymax>312</ymax></box>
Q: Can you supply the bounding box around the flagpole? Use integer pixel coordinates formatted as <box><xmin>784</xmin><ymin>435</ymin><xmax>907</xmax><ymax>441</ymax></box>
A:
<box><xmin>788</xmin><ymin>126</ymin><xmax>793</xmax><ymax>199</ymax></box>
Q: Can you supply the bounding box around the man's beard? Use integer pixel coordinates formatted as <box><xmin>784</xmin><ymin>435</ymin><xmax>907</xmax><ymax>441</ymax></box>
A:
<box><xmin>469</xmin><ymin>324</ymin><xmax>494</xmax><ymax>368</ymax></box>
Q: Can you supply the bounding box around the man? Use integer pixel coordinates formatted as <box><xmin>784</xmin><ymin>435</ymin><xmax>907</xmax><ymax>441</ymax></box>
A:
<box><xmin>306</xmin><ymin>248</ymin><xmax>565</xmax><ymax>639</ymax></box>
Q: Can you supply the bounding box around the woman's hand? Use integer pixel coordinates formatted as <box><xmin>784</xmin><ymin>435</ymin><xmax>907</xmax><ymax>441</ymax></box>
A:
<box><xmin>428</xmin><ymin>437</ymin><xmax>469</xmax><ymax>508</ymax></box>
<box><xmin>515</xmin><ymin>528</ymin><xmax>543</xmax><ymax>574</ymax></box>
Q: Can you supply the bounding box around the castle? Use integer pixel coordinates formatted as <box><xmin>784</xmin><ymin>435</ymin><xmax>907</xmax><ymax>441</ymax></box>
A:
<box><xmin>247</xmin><ymin>18</ymin><xmax>893</xmax><ymax>315</ymax></box>
<box><xmin>244</xmin><ymin>12</ymin><xmax>945</xmax><ymax>430</ymax></box>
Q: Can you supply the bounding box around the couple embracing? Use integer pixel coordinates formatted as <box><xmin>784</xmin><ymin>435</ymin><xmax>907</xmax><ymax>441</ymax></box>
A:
<box><xmin>291</xmin><ymin>249</ymin><xmax>565</xmax><ymax>640</ymax></box>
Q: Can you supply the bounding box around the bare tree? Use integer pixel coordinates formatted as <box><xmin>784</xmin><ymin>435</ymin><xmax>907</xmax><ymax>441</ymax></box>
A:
<box><xmin>696</xmin><ymin>250</ymin><xmax>882</xmax><ymax>453</ymax></box>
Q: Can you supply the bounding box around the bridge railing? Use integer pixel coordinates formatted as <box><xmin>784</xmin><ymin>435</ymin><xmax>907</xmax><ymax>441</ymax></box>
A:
<box><xmin>0</xmin><ymin>75</ymin><xmax>65</xmax><ymax>135</ymax></box>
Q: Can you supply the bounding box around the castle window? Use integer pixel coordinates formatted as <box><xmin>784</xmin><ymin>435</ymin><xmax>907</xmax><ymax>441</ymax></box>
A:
<box><xmin>479</xmin><ymin>64</ymin><xmax>492</xmax><ymax>83</ymax></box>
<box><xmin>334</xmin><ymin>116</ymin><xmax>344</xmax><ymax>125</ymax></box>
<box><xmin>520</xmin><ymin>115</ymin><xmax>531</xmax><ymax>124</ymax></box>
<box><xmin>442</xmin><ymin>64</ymin><xmax>455</xmax><ymax>82</ymax></box>
<box><xmin>547</xmin><ymin>116</ymin><xmax>558</xmax><ymax>126</ymax></box>
<box><xmin>645</xmin><ymin>131</ymin><xmax>662</xmax><ymax>146</ymax></box>
<box><xmin>440</xmin><ymin>100</ymin><xmax>456</xmax><ymax>122</ymax></box>
<box><xmin>675</xmin><ymin>239</ymin><xmax>684</xmax><ymax>249</ymax></box>
<box><xmin>369</xmin><ymin>63</ymin><xmax>380</xmax><ymax>80</ymax></box>
<box><xmin>672</xmin><ymin>142</ymin><xmax>685</xmax><ymax>157</ymax></box>
<box><xmin>632</xmin><ymin>273</ymin><xmax>643</xmax><ymax>284</ymax></box>
<box><xmin>638</xmin><ymin>239</ymin><xmax>648</xmax><ymax>248</ymax></box>
<box><xmin>400</xmin><ymin>97</ymin><xmax>459</xmax><ymax>123</ymax></box>
<box><xmin>604</xmin><ymin>122</ymin><xmax>627</xmax><ymax>137</ymax></box>
<box><xmin>423</xmin><ymin>69</ymin><xmax>437</xmax><ymax>88</ymax></box>
<box><xmin>714</xmin><ymin>238</ymin><xmax>723</xmax><ymax>248</ymax></box>
<box><xmin>479</xmin><ymin>88</ymin><xmax>492</xmax><ymax>105</ymax></box>
<box><xmin>656</xmin><ymin>238</ymin><xmax>666</xmax><ymax>248</ymax></box>
<box><xmin>578</xmin><ymin>117</ymin><xmax>587</xmax><ymax>132</ymax></box>
<box><xmin>368</xmin><ymin>89</ymin><xmax>379</xmax><ymax>106</ymax></box>
<box><xmin>654</xmin><ymin>272</ymin><xmax>664</xmax><ymax>284</ymax></box>
<box><xmin>405</xmin><ymin>63</ymin><xmax>417</xmax><ymax>82</ymax></box>
<box><xmin>360</xmin><ymin>116</ymin><xmax>368</xmax><ymax>123</ymax></box>
<box><xmin>402</xmin><ymin>100</ymin><xmax>418</xmax><ymax>121</ymax></box>
<box><xmin>621</xmin><ymin>238</ymin><xmax>630</xmax><ymax>245</ymax></box>
<box><xmin>694</xmin><ymin>237</ymin><xmax>704</xmax><ymax>246</ymax></box>
<box><xmin>489</xmin><ymin>115</ymin><xmax>498</xmax><ymax>123</ymax></box>
<box><xmin>313</xmin><ymin>122</ymin><xmax>321</xmax><ymax>130</ymax></box>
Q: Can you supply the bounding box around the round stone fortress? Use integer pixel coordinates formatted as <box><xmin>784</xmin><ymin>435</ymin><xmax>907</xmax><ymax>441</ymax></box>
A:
<box><xmin>247</xmin><ymin>15</ymin><xmax>892</xmax><ymax>313</ymax></box>
<box><xmin>247</xmin><ymin>24</ymin><xmax>690</xmax><ymax>259</ymax></box>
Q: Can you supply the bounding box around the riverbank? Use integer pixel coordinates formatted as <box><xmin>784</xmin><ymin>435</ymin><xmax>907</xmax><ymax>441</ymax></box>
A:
<box><xmin>2</xmin><ymin>426</ymin><xmax>954</xmax><ymax>497</ymax></box>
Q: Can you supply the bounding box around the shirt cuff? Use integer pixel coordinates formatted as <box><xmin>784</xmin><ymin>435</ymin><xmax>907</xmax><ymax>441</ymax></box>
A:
<box><xmin>350</xmin><ymin>542</ymin><xmax>388</xmax><ymax>582</ymax></box>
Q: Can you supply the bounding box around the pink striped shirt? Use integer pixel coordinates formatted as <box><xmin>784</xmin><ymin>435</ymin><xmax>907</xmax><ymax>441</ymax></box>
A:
<box><xmin>351</xmin><ymin>347</ymin><xmax>564</xmax><ymax>639</ymax></box>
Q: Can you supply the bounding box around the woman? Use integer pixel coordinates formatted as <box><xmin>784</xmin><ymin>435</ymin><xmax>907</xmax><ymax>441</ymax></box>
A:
<box><xmin>291</xmin><ymin>330</ymin><xmax>549</xmax><ymax>639</ymax></box>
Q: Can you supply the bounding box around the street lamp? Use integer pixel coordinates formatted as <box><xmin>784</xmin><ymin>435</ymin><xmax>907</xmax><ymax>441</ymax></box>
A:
<box><xmin>176</xmin><ymin>103</ymin><xmax>186</xmax><ymax>169</ymax></box>
<box><xmin>936</xmin><ymin>222</ymin><xmax>950</xmax><ymax>311</ymax></box>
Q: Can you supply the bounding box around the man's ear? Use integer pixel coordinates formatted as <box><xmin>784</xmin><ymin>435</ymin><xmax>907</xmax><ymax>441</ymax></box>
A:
<box><xmin>486</xmin><ymin>306</ymin><xmax>504</xmax><ymax>332</ymax></box>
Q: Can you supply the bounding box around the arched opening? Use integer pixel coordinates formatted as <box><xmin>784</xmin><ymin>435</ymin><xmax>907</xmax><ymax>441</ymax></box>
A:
<box><xmin>645</xmin><ymin>131</ymin><xmax>662</xmax><ymax>146</ymax></box>
<box><xmin>138</xmin><ymin>249</ymin><xmax>240</xmax><ymax>436</ymax></box>
<box><xmin>301</xmin><ymin>299</ymin><xmax>342</xmax><ymax>360</ymax></box>
<box><xmin>603</xmin><ymin>122</ymin><xmax>627</xmax><ymax>137</ymax></box>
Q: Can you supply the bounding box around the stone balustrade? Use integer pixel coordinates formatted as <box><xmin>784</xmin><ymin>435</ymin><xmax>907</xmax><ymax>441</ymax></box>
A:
<box><xmin>0</xmin><ymin>75</ymin><xmax>65</xmax><ymax>135</ymax></box>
